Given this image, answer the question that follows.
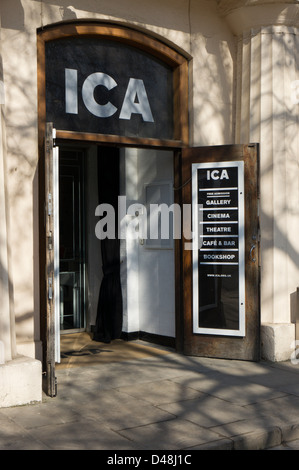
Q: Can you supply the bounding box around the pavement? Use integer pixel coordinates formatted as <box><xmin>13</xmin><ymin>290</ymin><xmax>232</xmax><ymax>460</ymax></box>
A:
<box><xmin>2</xmin><ymin>341</ymin><xmax>299</xmax><ymax>451</ymax></box>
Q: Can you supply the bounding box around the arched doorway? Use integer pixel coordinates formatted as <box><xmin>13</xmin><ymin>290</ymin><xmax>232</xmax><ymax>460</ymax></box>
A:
<box><xmin>37</xmin><ymin>21</ymin><xmax>190</xmax><ymax>395</ymax></box>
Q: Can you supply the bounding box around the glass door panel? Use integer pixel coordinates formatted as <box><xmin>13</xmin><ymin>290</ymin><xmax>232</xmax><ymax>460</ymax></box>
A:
<box><xmin>59</xmin><ymin>150</ymin><xmax>86</xmax><ymax>331</ymax></box>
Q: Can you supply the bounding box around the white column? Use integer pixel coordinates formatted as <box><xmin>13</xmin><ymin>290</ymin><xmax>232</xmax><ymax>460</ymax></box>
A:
<box><xmin>0</xmin><ymin>16</ymin><xmax>16</xmax><ymax>364</ymax></box>
<box><xmin>0</xmin><ymin>12</ymin><xmax>42</xmax><ymax>409</ymax></box>
<box><xmin>236</xmin><ymin>26</ymin><xmax>299</xmax><ymax>360</ymax></box>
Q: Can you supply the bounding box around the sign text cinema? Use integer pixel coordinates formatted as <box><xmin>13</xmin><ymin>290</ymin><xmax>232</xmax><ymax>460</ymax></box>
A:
<box><xmin>65</xmin><ymin>68</ymin><xmax>154</xmax><ymax>122</ymax></box>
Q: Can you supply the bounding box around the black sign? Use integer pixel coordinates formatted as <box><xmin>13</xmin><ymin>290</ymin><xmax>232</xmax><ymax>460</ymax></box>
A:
<box><xmin>45</xmin><ymin>37</ymin><xmax>173</xmax><ymax>139</ymax></box>
<box><xmin>193</xmin><ymin>162</ymin><xmax>245</xmax><ymax>336</ymax></box>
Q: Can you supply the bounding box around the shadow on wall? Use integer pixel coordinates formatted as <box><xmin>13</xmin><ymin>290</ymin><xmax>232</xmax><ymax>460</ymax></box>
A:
<box><xmin>0</xmin><ymin>0</ymin><xmax>78</xmax><ymax>29</ymax></box>
<box><xmin>27</xmin><ymin>0</ymin><xmax>192</xmax><ymax>32</ymax></box>
<box><xmin>0</xmin><ymin>0</ymin><xmax>24</xmax><ymax>30</ymax></box>
<box><xmin>59</xmin><ymin>6</ymin><xmax>77</xmax><ymax>21</ymax></box>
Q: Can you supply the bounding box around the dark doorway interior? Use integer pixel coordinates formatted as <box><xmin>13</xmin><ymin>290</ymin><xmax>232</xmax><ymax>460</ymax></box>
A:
<box><xmin>58</xmin><ymin>146</ymin><xmax>123</xmax><ymax>342</ymax></box>
<box><xmin>93</xmin><ymin>147</ymin><xmax>123</xmax><ymax>343</ymax></box>
<box><xmin>59</xmin><ymin>149</ymin><xmax>86</xmax><ymax>331</ymax></box>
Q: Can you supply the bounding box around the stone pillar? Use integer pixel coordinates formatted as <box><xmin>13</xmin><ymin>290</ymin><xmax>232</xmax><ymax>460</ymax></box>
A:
<box><xmin>0</xmin><ymin>11</ymin><xmax>42</xmax><ymax>408</ymax></box>
<box><xmin>232</xmin><ymin>19</ymin><xmax>299</xmax><ymax>360</ymax></box>
<box><xmin>0</xmin><ymin>10</ymin><xmax>16</xmax><ymax>364</ymax></box>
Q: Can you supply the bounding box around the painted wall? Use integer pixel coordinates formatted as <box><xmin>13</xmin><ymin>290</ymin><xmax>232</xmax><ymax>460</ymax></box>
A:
<box><xmin>0</xmin><ymin>0</ymin><xmax>235</xmax><ymax>357</ymax></box>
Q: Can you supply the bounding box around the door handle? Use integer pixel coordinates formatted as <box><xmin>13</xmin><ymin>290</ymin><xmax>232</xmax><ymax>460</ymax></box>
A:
<box><xmin>249</xmin><ymin>244</ymin><xmax>256</xmax><ymax>263</ymax></box>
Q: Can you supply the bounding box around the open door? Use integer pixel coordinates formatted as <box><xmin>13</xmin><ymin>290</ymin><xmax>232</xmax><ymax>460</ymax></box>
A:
<box><xmin>45</xmin><ymin>122</ymin><xmax>60</xmax><ymax>397</ymax></box>
<box><xmin>180</xmin><ymin>144</ymin><xmax>260</xmax><ymax>361</ymax></box>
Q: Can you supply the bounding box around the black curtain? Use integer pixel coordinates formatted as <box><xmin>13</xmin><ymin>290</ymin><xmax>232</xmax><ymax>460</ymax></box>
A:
<box><xmin>93</xmin><ymin>147</ymin><xmax>123</xmax><ymax>343</ymax></box>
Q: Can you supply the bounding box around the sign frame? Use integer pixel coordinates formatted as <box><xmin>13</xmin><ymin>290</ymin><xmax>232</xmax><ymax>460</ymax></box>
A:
<box><xmin>192</xmin><ymin>161</ymin><xmax>245</xmax><ymax>337</ymax></box>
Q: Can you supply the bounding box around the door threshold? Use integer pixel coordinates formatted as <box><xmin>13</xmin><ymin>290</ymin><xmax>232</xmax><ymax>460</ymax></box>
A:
<box><xmin>60</xmin><ymin>328</ymin><xmax>86</xmax><ymax>335</ymax></box>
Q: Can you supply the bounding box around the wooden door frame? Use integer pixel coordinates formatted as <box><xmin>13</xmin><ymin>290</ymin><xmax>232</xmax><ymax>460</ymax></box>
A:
<box><xmin>37</xmin><ymin>21</ymin><xmax>190</xmax><ymax>374</ymax></box>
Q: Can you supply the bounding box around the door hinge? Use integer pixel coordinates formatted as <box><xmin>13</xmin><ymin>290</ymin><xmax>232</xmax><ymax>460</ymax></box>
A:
<box><xmin>48</xmin><ymin>193</ymin><xmax>52</xmax><ymax>217</ymax></box>
<box><xmin>48</xmin><ymin>232</ymin><xmax>53</xmax><ymax>251</ymax></box>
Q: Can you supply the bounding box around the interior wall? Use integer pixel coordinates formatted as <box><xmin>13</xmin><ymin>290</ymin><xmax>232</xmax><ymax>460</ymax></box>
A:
<box><xmin>120</xmin><ymin>148</ymin><xmax>175</xmax><ymax>338</ymax></box>
<box><xmin>137</xmin><ymin>149</ymin><xmax>175</xmax><ymax>337</ymax></box>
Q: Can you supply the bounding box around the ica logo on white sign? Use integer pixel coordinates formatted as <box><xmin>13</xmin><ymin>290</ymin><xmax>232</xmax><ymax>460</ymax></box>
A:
<box><xmin>207</xmin><ymin>169</ymin><xmax>229</xmax><ymax>180</ymax></box>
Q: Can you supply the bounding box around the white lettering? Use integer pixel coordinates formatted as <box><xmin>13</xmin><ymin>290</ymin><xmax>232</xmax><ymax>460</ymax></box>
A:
<box><xmin>65</xmin><ymin>69</ymin><xmax>155</xmax><ymax>122</ymax></box>
<box><xmin>95</xmin><ymin>197</ymin><xmax>203</xmax><ymax>250</ymax></box>
<box><xmin>65</xmin><ymin>69</ymin><xmax>78</xmax><ymax>114</ymax></box>
<box><xmin>82</xmin><ymin>72</ymin><xmax>117</xmax><ymax>118</ymax></box>
<box><xmin>95</xmin><ymin>204</ymin><xmax>116</xmax><ymax>239</ymax></box>
<box><xmin>221</xmin><ymin>169</ymin><xmax>229</xmax><ymax>180</ymax></box>
<box><xmin>206</xmin><ymin>226</ymin><xmax>231</xmax><ymax>232</ymax></box>
<box><xmin>207</xmin><ymin>213</ymin><xmax>230</xmax><ymax>219</ymax></box>
<box><xmin>207</xmin><ymin>169</ymin><xmax>229</xmax><ymax>180</ymax></box>
<box><xmin>149</xmin><ymin>203</ymin><xmax>181</xmax><ymax>240</ymax></box>
<box><xmin>203</xmin><ymin>254</ymin><xmax>236</xmax><ymax>260</ymax></box>
<box><xmin>203</xmin><ymin>240</ymin><xmax>217</xmax><ymax>246</ymax></box>
<box><xmin>107</xmin><ymin>455</ymin><xmax>142</xmax><ymax>467</ymax></box>
<box><xmin>224</xmin><ymin>240</ymin><xmax>235</xmax><ymax>246</ymax></box>
<box><xmin>119</xmin><ymin>78</ymin><xmax>154</xmax><ymax>122</ymax></box>
<box><xmin>206</xmin><ymin>200</ymin><xmax>231</xmax><ymax>205</ymax></box>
